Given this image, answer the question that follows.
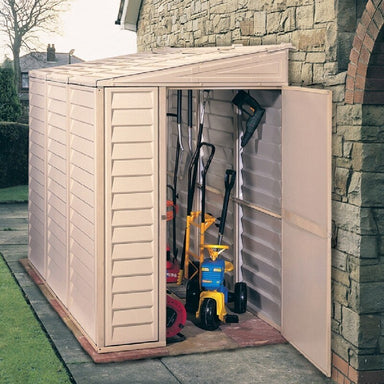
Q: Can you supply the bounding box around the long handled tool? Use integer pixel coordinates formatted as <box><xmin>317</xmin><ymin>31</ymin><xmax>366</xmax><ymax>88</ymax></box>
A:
<box><xmin>177</xmin><ymin>91</ymin><xmax>209</xmax><ymax>284</ymax></box>
<box><xmin>183</xmin><ymin>142</ymin><xmax>215</xmax><ymax>312</ymax></box>
<box><xmin>167</xmin><ymin>91</ymin><xmax>182</xmax><ymax>282</ymax></box>
<box><xmin>232</xmin><ymin>90</ymin><xmax>265</xmax><ymax>147</ymax></box>
<box><xmin>217</xmin><ymin>169</ymin><xmax>236</xmax><ymax>246</ymax></box>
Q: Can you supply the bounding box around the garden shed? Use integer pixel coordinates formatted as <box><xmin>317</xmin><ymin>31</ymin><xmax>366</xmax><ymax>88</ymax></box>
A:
<box><xmin>28</xmin><ymin>44</ymin><xmax>332</xmax><ymax>375</ymax></box>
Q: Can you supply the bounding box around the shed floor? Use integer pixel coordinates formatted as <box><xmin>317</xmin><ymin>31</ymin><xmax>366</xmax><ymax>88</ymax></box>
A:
<box><xmin>20</xmin><ymin>258</ymin><xmax>286</xmax><ymax>363</ymax></box>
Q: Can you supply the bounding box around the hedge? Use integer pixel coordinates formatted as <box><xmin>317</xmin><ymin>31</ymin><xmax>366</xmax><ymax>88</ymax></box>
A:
<box><xmin>0</xmin><ymin>122</ymin><xmax>28</xmax><ymax>188</ymax></box>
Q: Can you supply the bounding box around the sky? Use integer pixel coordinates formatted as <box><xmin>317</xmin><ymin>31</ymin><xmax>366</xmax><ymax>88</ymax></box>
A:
<box><xmin>1</xmin><ymin>0</ymin><xmax>137</xmax><ymax>62</ymax></box>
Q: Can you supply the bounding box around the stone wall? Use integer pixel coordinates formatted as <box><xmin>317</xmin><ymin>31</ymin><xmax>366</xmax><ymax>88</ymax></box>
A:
<box><xmin>136</xmin><ymin>0</ymin><xmax>384</xmax><ymax>379</ymax></box>
<box><xmin>332</xmin><ymin>103</ymin><xmax>384</xmax><ymax>376</ymax></box>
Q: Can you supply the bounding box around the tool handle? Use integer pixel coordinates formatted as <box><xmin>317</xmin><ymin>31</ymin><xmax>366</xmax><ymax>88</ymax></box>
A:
<box><xmin>200</xmin><ymin>143</ymin><xmax>215</xmax><ymax>222</ymax></box>
<box><xmin>218</xmin><ymin>169</ymin><xmax>236</xmax><ymax>243</ymax></box>
<box><xmin>177</xmin><ymin>90</ymin><xmax>182</xmax><ymax>125</ymax></box>
<box><xmin>188</xmin><ymin>90</ymin><xmax>192</xmax><ymax>127</ymax></box>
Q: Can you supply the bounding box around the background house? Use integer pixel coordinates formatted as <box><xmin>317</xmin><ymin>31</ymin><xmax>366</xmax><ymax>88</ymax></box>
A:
<box><xmin>19</xmin><ymin>44</ymin><xmax>83</xmax><ymax>105</ymax></box>
<box><xmin>117</xmin><ymin>1</ymin><xmax>384</xmax><ymax>383</ymax></box>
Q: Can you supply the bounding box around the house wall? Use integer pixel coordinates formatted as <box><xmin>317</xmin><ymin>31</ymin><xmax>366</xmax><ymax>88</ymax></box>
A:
<box><xmin>136</xmin><ymin>0</ymin><xmax>384</xmax><ymax>382</ymax></box>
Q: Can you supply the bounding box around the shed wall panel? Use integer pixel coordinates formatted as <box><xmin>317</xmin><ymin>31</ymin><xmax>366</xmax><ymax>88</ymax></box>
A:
<box><xmin>67</xmin><ymin>86</ymin><xmax>97</xmax><ymax>341</ymax></box>
<box><xmin>45</xmin><ymin>83</ymin><xmax>68</xmax><ymax>304</ymax></box>
<box><xmin>105</xmin><ymin>87</ymin><xmax>160</xmax><ymax>346</ymax></box>
<box><xmin>29</xmin><ymin>78</ymin><xmax>47</xmax><ymax>278</ymax></box>
<box><xmin>239</xmin><ymin>90</ymin><xmax>282</xmax><ymax>326</ymax></box>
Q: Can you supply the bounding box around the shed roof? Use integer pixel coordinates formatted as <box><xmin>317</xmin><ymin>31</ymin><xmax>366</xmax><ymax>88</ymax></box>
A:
<box><xmin>30</xmin><ymin>44</ymin><xmax>293</xmax><ymax>88</ymax></box>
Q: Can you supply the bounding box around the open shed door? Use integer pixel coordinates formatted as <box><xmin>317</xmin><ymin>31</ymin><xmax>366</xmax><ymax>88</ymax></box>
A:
<box><xmin>281</xmin><ymin>87</ymin><xmax>332</xmax><ymax>376</ymax></box>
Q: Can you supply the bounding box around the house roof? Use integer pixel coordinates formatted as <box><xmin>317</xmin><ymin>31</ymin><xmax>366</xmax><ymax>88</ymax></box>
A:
<box><xmin>20</xmin><ymin>51</ymin><xmax>83</xmax><ymax>72</ymax></box>
<box><xmin>30</xmin><ymin>44</ymin><xmax>293</xmax><ymax>89</ymax></box>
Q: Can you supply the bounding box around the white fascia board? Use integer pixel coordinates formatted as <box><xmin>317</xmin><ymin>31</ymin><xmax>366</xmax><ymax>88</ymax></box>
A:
<box><xmin>121</xmin><ymin>0</ymin><xmax>142</xmax><ymax>32</ymax></box>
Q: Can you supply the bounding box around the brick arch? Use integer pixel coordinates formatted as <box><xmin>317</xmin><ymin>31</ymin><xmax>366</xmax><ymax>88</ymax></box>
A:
<box><xmin>345</xmin><ymin>0</ymin><xmax>384</xmax><ymax>104</ymax></box>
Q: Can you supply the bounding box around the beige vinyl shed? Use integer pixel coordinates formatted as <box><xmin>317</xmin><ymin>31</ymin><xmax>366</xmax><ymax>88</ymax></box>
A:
<box><xmin>28</xmin><ymin>44</ymin><xmax>332</xmax><ymax>375</ymax></box>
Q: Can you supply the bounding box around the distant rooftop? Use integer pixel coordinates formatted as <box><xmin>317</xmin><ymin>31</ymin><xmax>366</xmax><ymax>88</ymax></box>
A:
<box><xmin>20</xmin><ymin>45</ymin><xmax>83</xmax><ymax>72</ymax></box>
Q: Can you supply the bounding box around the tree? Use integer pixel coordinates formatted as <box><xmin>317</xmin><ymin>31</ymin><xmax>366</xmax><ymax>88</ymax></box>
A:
<box><xmin>0</xmin><ymin>67</ymin><xmax>21</xmax><ymax>122</ymax></box>
<box><xmin>0</xmin><ymin>0</ymin><xmax>69</xmax><ymax>90</ymax></box>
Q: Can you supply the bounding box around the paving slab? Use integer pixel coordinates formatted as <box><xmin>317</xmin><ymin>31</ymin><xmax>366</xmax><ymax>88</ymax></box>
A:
<box><xmin>161</xmin><ymin>345</ymin><xmax>334</xmax><ymax>384</ymax></box>
<box><xmin>67</xmin><ymin>360</ymin><xmax>181</xmax><ymax>384</ymax></box>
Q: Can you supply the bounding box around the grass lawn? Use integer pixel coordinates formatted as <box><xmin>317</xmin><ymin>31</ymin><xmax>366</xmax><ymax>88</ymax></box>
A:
<box><xmin>0</xmin><ymin>185</ymin><xmax>28</xmax><ymax>203</ymax></box>
<box><xmin>0</xmin><ymin>254</ymin><xmax>72</xmax><ymax>384</ymax></box>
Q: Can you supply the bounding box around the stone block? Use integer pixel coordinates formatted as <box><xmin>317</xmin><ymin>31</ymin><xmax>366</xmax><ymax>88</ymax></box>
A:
<box><xmin>362</xmin><ymin>105</ymin><xmax>384</xmax><ymax>127</ymax></box>
<box><xmin>333</xmin><ymin>267</ymin><xmax>351</xmax><ymax>287</ymax></box>
<box><xmin>351</xmin><ymin>142</ymin><xmax>363</xmax><ymax>170</ymax></box>
<box><xmin>240</xmin><ymin>20</ymin><xmax>254</xmax><ymax>35</ymax></box>
<box><xmin>332</xmin><ymin>249</ymin><xmax>347</xmax><ymax>271</ymax></box>
<box><xmin>289</xmin><ymin>51</ymin><xmax>306</xmax><ymax>61</ymax></box>
<box><xmin>343</xmin><ymin>141</ymin><xmax>353</xmax><ymax>158</ymax></box>
<box><xmin>348</xmin><ymin>280</ymin><xmax>359</xmax><ymax>310</ymax></box>
<box><xmin>332</xmin><ymin>133</ymin><xmax>343</xmax><ymax>156</ymax></box>
<box><xmin>291</xmin><ymin>29</ymin><xmax>325</xmax><ymax>51</ymax></box>
<box><xmin>306</xmin><ymin>52</ymin><xmax>326</xmax><ymax>63</ymax></box>
<box><xmin>360</xmin><ymin>282</ymin><xmax>384</xmax><ymax>313</ymax></box>
<box><xmin>356</xmin><ymin>353</ymin><xmax>384</xmax><ymax>371</ymax></box>
<box><xmin>281</xmin><ymin>7</ymin><xmax>295</xmax><ymax>32</ymax></box>
<box><xmin>333</xmin><ymin>280</ymin><xmax>350</xmax><ymax>307</ymax></box>
<box><xmin>332</xmin><ymin>318</ymin><xmax>341</xmax><ymax>333</ymax></box>
<box><xmin>212</xmin><ymin>15</ymin><xmax>230</xmax><ymax>33</ymax></box>
<box><xmin>359</xmin><ymin>263</ymin><xmax>384</xmax><ymax>283</ymax></box>
<box><xmin>360</xmin><ymin>207</ymin><xmax>380</xmax><ymax>235</ymax></box>
<box><xmin>334</xmin><ymin>167</ymin><xmax>351</xmax><ymax>197</ymax></box>
<box><xmin>253</xmin><ymin>11</ymin><xmax>266</xmax><ymax>36</ymax></box>
<box><xmin>330</xmin><ymin>85</ymin><xmax>345</xmax><ymax>103</ymax></box>
<box><xmin>361</xmin><ymin>126</ymin><xmax>384</xmax><ymax>142</ymax></box>
<box><xmin>296</xmin><ymin>5</ymin><xmax>314</xmax><ymax>29</ymax></box>
<box><xmin>360</xmin><ymin>235</ymin><xmax>379</xmax><ymax>259</ymax></box>
<box><xmin>301</xmin><ymin>62</ymin><xmax>313</xmax><ymax>84</ymax></box>
<box><xmin>267</xmin><ymin>12</ymin><xmax>281</xmax><ymax>34</ymax></box>
<box><xmin>334</xmin><ymin>301</ymin><xmax>342</xmax><ymax>322</ymax></box>
<box><xmin>336</xmin><ymin>104</ymin><xmax>363</xmax><ymax>126</ymax></box>
<box><xmin>342</xmin><ymin>306</ymin><xmax>360</xmax><ymax>346</ymax></box>
<box><xmin>313</xmin><ymin>63</ymin><xmax>324</xmax><ymax>83</ymax></box>
<box><xmin>276</xmin><ymin>32</ymin><xmax>292</xmax><ymax>44</ymax></box>
<box><xmin>362</xmin><ymin>143</ymin><xmax>384</xmax><ymax>172</ymax></box>
<box><xmin>216</xmin><ymin>32</ymin><xmax>232</xmax><ymax>46</ymax></box>
<box><xmin>362</xmin><ymin>172</ymin><xmax>384</xmax><ymax>207</ymax></box>
<box><xmin>262</xmin><ymin>34</ymin><xmax>277</xmax><ymax>45</ymax></box>
<box><xmin>337</xmin><ymin>228</ymin><xmax>361</xmax><ymax>257</ymax></box>
<box><xmin>332</xmin><ymin>201</ymin><xmax>361</xmax><ymax>233</ymax></box>
<box><xmin>325</xmin><ymin>70</ymin><xmax>347</xmax><ymax>86</ymax></box>
<box><xmin>336</xmin><ymin>126</ymin><xmax>361</xmax><ymax>142</ymax></box>
<box><xmin>315</xmin><ymin>0</ymin><xmax>336</xmax><ymax>23</ymax></box>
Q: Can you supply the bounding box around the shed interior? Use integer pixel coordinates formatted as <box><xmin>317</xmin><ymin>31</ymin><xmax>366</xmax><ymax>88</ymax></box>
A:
<box><xmin>165</xmin><ymin>89</ymin><xmax>282</xmax><ymax>328</ymax></box>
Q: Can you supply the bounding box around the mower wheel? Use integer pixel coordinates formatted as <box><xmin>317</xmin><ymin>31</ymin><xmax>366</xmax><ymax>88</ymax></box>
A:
<box><xmin>185</xmin><ymin>279</ymin><xmax>200</xmax><ymax>313</ymax></box>
<box><xmin>200</xmin><ymin>298</ymin><xmax>220</xmax><ymax>331</ymax></box>
<box><xmin>234</xmin><ymin>282</ymin><xmax>247</xmax><ymax>314</ymax></box>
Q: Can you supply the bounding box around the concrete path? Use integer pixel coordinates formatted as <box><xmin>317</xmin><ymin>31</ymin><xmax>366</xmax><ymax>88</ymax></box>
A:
<box><xmin>0</xmin><ymin>203</ymin><xmax>334</xmax><ymax>384</ymax></box>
